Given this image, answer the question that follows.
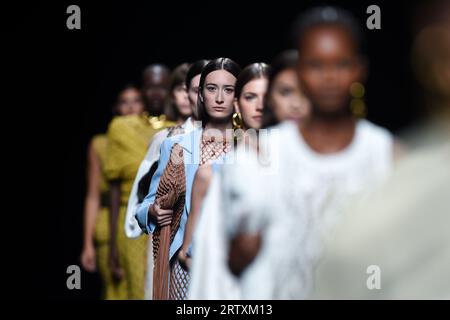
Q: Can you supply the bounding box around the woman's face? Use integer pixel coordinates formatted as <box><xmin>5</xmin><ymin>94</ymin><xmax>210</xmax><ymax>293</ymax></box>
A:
<box><xmin>173</xmin><ymin>84</ymin><xmax>191</xmax><ymax>118</ymax></box>
<box><xmin>188</xmin><ymin>74</ymin><xmax>201</xmax><ymax>119</ymax></box>
<box><xmin>268</xmin><ymin>69</ymin><xmax>310</xmax><ymax>122</ymax></box>
<box><xmin>201</xmin><ymin>70</ymin><xmax>236</xmax><ymax>122</ymax></box>
<box><xmin>297</xmin><ymin>25</ymin><xmax>364</xmax><ymax>116</ymax></box>
<box><xmin>235</xmin><ymin>77</ymin><xmax>268</xmax><ymax>130</ymax></box>
<box><xmin>116</xmin><ymin>88</ymin><xmax>145</xmax><ymax>116</ymax></box>
<box><xmin>142</xmin><ymin>67</ymin><xmax>170</xmax><ymax>114</ymax></box>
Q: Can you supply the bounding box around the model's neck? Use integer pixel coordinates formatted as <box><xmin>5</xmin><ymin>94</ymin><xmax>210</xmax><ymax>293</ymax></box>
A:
<box><xmin>300</xmin><ymin>114</ymin><xmax>358</xmax><ymax>154</ymax></box>
<box><xmin>204</xmin><ymin>121</ymin><xmax>233</xmax><ymax>140</ymax></box>
<box><xmin>304</xmin><ymin>113</ymin><xmax>355</xmax><ymax>131</ymax></box>
<box><xmin>177</xmin><ymin>115</ymin><xmax>189</xmax><ymax>125</ymax></box>
<box><xmin>146</xmin><ymin>106</ymin><xmax>163</xmax><ymax>117</ymax></box>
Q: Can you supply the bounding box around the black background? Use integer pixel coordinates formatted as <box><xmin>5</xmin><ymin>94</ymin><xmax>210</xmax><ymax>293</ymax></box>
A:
<box><xmin>3</xmin><ymin>0</ymin><xmax>423</xmax><ymax>300</ymax></box>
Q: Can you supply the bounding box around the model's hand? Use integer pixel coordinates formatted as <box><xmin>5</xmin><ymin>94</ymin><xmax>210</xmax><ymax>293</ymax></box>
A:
<box><xmin>177</xmin><ymin>249</ymin><xmax>192</xmax><ymax>271</ymax></box>
<box><xmin>80</xmin><ymin>244</ymin><xmax>96</xmax><ymax>272</ymax></box>
<box><xmin>149</xmin><ymin>199</ymin><xmax>173</xmax><ymax>227</ymax></box>
<box><xmin>108</xmin><ymin>245</ymin><xmax>124</xmax><ymax>282</ymax></box>
<box><xmin>228</xmin><ymin>232</ymin><xmax>262</xmax><ymax>277</ymax></box>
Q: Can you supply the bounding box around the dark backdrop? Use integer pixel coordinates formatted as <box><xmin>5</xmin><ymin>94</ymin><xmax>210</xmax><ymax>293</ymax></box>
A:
<box><xmin>4</xmin><ymin>0</ymin><xmax>422</xmax><ymax>299</ymax></box>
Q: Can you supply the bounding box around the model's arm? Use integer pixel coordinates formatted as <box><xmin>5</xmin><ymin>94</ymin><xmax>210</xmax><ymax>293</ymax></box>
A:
<box><xmin>108</xmin><ymin>180</ymin><xmax>124</xmax><ymax>282</ymax></box>
<box><xmin>80</xmin><ymin>140</ymin><xmax>101</xmax><ymax>272</ymax></box>
<box><xmin>178</xmin><ymin>165</ymin><xmax>213</xmax><ymax>270</ymax></box>
<box><xmin>125</xmin><ymin>129</ymin><xmax>168</xmax><ymax>238</ymax></box>
<box><xmin>136</xmin><ymin>139</ymin><xmax>174</xmax><ymax>232</ymax></box>
<box><xmin>227</xmin><ymin>232</ymin><xmax>262</xmax><ymax>277</ymax></box>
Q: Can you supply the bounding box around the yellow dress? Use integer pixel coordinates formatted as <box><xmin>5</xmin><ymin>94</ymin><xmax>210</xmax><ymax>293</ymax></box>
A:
<box><xmin>105</xmin><ymin>113</ymin><xmax>175</xmax><ymax>299</ymax></box>
<box><xmin>91</xmin><ymin>134</ymin><xmax>127</xmax><ymax>300</ymax></box>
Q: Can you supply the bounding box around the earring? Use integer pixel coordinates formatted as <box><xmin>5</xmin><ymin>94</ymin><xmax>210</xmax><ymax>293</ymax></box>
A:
<box><xmin>349</xmin><ymin>82</ymin><xmax>367</xmax><ymax>118</ymax></box>
<box><xmin>232</xmin><ymin>112</ymin><xmax>243</xmax><ymax>130</ymax></box>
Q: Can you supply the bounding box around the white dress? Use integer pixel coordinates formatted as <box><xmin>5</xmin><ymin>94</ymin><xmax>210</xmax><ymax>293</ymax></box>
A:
<box><xmin>312</xmin><ymin>129</ymin><xmax>450</xmax><ymax>299</ymax></box>
<box><xmin>189</xmin><ymin>120</ymin><xmax>394</xmax><ymax>299</ymax></box>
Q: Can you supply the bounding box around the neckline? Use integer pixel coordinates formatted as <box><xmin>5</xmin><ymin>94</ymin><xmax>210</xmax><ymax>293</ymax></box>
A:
<box><xmin>286</xmin><ymin>119</ymin><xmax>365</xmax><ymax>162</ymax></box>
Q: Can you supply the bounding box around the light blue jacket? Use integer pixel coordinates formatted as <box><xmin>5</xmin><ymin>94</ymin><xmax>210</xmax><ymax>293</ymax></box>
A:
<box><xmin>136</xmin><ymin>127</ymin><xmax>226</xmax><ymax>260</ymax></box>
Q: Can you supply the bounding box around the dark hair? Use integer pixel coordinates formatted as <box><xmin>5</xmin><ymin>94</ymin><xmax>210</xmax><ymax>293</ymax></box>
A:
<box><xmin>141</xmin><ymin>63</ymin><xmax>170</xmax><ymax>82</ymax></box>
<box><xmin>197</xmin><ymin>57</ymin><xmax>241</xmax><ymax>125</ymax></box>
<box><xmin>171</xmin><ymin>63</ymin><xmax>190</xmax><ymax>91</ymax></box>
<box><xmin>262</xmin><ymin>50</ymin><xmax>298</xmax><ymax>128</ymax></box>
<box><xmin>292</xmin><ymin>6</ymin><xmax>365</xmax><ymax>54</ymax></box>
<box><xmin>235</xmin><ymin>62</ymin><xmax>271</xmax><ymax>99</ymax></box>
<box><xmin>164</xmin><ymin>63</ymin><xmax>190</xmax><ymax>121</ymax></box>
<box><xmin>268</xmin><ymin>50</ymin><xmax>298</xmax><ymax>85</ymax></box>
<box><xmin>114</xmin><ymin>83</ymin><xmax>142</xmax><ymax>114</ymax></box>
<box><xmin>185</xmin><ymin>59</ymin><xmax>210</xmax><ymax>89</ymax></box>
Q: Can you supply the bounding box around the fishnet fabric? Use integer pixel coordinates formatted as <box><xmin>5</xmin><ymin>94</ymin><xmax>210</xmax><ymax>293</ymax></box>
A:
<box><xmin>152</xmin><ymin>144</ymin><xmax>186</xmax><ymax>260</ymax></box>
<box><xmin>169</xmin><ymin>258</ymin><xmax>190</xmax><ymax>300</ymax></box>
<box><xmin>200</xmin><ymin>135</ymin><xmax>231</xmax><ymax>166</ymax></box>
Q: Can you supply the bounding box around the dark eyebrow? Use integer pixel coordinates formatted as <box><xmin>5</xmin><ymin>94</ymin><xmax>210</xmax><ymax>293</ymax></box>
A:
<box><xmin>274</xmin><ymin>81</ymin><xmax>295</xmax><ymax>87</ymax></box>
<box><xmin>204</xmin><ymin>83</ymin><xmax>235</xmax><ymax>88</ymax></box>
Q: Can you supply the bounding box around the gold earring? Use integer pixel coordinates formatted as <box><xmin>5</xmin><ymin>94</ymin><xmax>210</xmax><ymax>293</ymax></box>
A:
<box><xmin>232</xmin><ymin>112</ymin><xmax>243</xmax><ymax>130</ymax></box>
<box><xmin>349</xmin><ymin>82</ymin><xmax>367</xmax><ymax>118</ymax></box>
